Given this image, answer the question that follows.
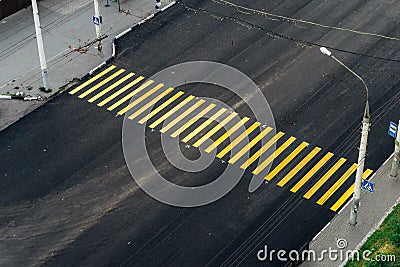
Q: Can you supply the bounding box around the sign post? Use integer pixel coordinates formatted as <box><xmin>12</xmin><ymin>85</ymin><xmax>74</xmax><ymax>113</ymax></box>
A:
<box><xmin>93</xmin><ymin>0</ymin><xmax>102</xmax><ymax>56</ymax></box>
<box><xmin>390</xmin><ymin>120</ymin><xmax>400</xmax><ymax>177</ymax></box>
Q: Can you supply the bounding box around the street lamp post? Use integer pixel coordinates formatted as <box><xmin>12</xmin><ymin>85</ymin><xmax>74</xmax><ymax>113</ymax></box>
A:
<box><xmin>31</xmin><ymin>0</ymin><xmax>50</xmax><ymax>91</ymax></box>
<box><xmin>320</xmin><ymin>47</ymin><xmax>370</xmax><ymax>226</ymax></box>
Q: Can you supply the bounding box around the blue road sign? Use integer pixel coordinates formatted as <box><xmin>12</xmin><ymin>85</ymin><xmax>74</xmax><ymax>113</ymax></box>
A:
<box><xmin>92</xmin><ymin>16</ymin><xmax>100</xmax><ymax>26</ymax></box>
<box><xmin>362</xmin><ymin>180</ymin><xmax>374</xmax><ymax>193</ymax></box>
<box><xmin>388</xmin><ymin>121</ymin><xmax>398</xmax><ymax>138</ymax></box>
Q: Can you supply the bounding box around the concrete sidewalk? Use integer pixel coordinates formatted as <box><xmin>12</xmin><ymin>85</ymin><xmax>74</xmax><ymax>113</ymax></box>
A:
<box><xmin>302</xmin><ymin>155</ymin><xmax>400</xmax><ymax>266</ymax></box>
<box><xmin>0</xmin><ymin>0</ymin><xmax>171</xmax><ymax>130</ymax></box>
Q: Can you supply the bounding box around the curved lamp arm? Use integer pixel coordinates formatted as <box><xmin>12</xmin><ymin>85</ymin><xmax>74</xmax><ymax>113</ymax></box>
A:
<box><xmin>320</xmin><ymin>47</ymin><xmax>370</xmax><ymax>118</ymax></box>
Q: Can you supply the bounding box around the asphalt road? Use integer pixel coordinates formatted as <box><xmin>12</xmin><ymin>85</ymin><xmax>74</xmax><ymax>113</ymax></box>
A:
<box><xmin>1</xmin><ymin>0</ymin><xmax>400</xmax><ymax>266</ymax></box>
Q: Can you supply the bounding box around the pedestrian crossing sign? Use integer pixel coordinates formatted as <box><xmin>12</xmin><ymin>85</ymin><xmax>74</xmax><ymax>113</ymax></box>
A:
<box><xmin>92</xmin><ymin>16</ymin><xmax>100</xmax><ymax>26</ymax></box>
<box><xmin>362</xmin><ymin>180</ymin><xmax>374</xmax><ymax>193</ymax></box>
<box><xmin>388</xmin><ymin>121</ymin><xmax>398</xmax><ymax>138</ymax></box>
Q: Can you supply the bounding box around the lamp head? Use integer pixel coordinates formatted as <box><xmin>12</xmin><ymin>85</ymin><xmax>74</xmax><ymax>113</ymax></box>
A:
<box><xmin>320</xmin><ymin>47</ymin><xmax>332</xmax><ymax>56</ymax></box>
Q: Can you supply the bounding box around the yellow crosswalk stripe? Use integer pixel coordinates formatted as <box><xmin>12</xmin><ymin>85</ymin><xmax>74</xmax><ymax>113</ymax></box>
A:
<box><xmin>107</xmin><ymin>81</ymin><xmax>160</xmax><ymax>115</ymax></box>
<box><xmin>330</xmin><ymin>169</ymin><xmax>373</xmax><ymax>211</ymax></box>
<box><xmin>228</xmin><ymin>126</ymin><xmax>273</xmax><ymax>164</ymax></box>
<box><xmin>239</xmin><ymin>131</ymin><xmax>285</xmax><ymax>169</ymax></box>
<box><xmin>217</xmin><ymin>122</ymin><xmax>260</xmax><ymax>159</ymax></box>
<box><xmin>277</xmin><ymin>147</ymin><xmax>321</xmax><ymax>187</ymax></box>
<box><xmin>98</xmin><ymin>76</ymin><xmax>146</xmax><ymax>107</ymax></box>
<box><xmin>205</xmin><ymin>117</ymin><xmax>250</xmax><ymax>153</ymax></box>
<box><xmin>317</xmin><ymin>163</ymin><xmax>358</xmax><ymax>205</ymax></box>
<box><xmin>193</xmin><ymin>112</ymin><xmax>238</xmax><ymax>148</ymax></box>
<box><xmin>69</xmin><ymin>65</ymin><xmax>116</xmax><ymax>95</ymax></box>
<box><xmin>303</xmin><ymin>158</ymin><xmax>347</xmax><ymax>199</ymax></box>
<box><xmin>252</xmin><ymin>136</ymin><xmax>296</xmax><ymax>175</ymax></box>
<box><xmin>170</xmin><ymin>104</ymin><xmax>216</xmax><ymax>138</ymax></box>
<box><xmin>181</xmin><ymin>108</ymin><xmax>227</xmax><ymax>143</ymax></box>
<box><xmin>290</xmin><ymin>152</ymin><xmax>334</xmax><ymax>193</ymax></box>
<box><xmin>160</xmin><ymin>100</ymin><xmax>206</xmax><ymax>134</ymax></box>
<box><xmin>265</xmin><ymin>142</ymin><xmax>309</xmax><ymax>181</ymax></box>
<box><xmin>117</xmin><ymin>84</ymin><xmax>165</xmax><ymax>115</ymax></box>
<box><xmin>78</xmin><ymin>69</ymin><xmax>125</xmax><ymax>99</ymax></box>
<box><xmin>137</xmin><ymin>91</ymin><xmax>185</xmax><ymax>123</ymax></box>
<box><xmin>128</xmin><ymin>88</ymin><xmax>176</xmax><ymax>120</ymax></box>
<box><xmin>88</xmin><ymin>72</ymin><xmax>135</xmax><ymax>103</ymax></box>
<box><xmin>148</xmin><ymin>95</ymin><xmax>195</xmax><ymax>128</ymax></box>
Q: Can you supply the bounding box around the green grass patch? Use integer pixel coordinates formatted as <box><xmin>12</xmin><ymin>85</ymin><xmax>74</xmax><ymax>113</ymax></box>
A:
<box><xmin>345</xmin><ymin>204</ymin><xmax>399</xmax><ymax>266</ymax></box>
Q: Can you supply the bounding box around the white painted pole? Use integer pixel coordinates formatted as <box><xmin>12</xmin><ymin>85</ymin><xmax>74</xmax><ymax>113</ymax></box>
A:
<box><xmin>390</xmin><ymin>120</ymin><xmax>400</xmax><ymax>177</ymax></box>
<box><xmin>31</xmin><ymin>0</ymin><xmax>50</xmax><ymax>91</ymax></box>
<box><xmin>93</xmin><ymin>0</ymin><xmax>102</xmax><ymax>56</ymax></box>
<box><xmin>350</xmin><ymin>106</ymin><xmax>370</xmax><ymax>226</ymax></box>
<box><xmin>319</xmin><ymin>47</ymin><xmax>370</xmax><ymax>226</ymax></box>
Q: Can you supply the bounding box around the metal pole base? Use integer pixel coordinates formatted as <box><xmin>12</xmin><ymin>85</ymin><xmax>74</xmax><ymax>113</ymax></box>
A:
<box><xmin>97</xmin><ymin>41</ymin><xmax>103</xmax><ymax>57</ymax></box>
<box><xmin>41</xmin><ymin>68</ymin><xmax>50</xmax><ymax>92</ymax></box>
<box><xmin>390</xmin><ymin>153</ymin><xmax>399</xmax><ymax>178</ymax></box>
<box><xmin>349</xmin><ymin>198</ymin><xmax>360</xmax><ymax>226</ymax></box>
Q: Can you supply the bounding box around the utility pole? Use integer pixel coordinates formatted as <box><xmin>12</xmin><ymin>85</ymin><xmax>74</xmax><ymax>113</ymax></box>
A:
<box><xmin>390</xmin><ymin>120</ymin><xmax>400</xmax><ymax>177</ymax></box>
<box><xmin>350</xmin><ymin>106</ymin><xmax>370</xmax><ymax>226</ymax></box>
<box><xmin>31</xmin><ymin>0</ymin><xmax>50</xmax><ymax>91</ymax></box>
<box><xmin>93</xmin><ymin>0</ymin><xmax>102</xmax><ymax>56</ymax></box>
<box><xmin>319</xmin><ymin>47</ymin><xmax>370</xmax><ymax>226</ymax></box>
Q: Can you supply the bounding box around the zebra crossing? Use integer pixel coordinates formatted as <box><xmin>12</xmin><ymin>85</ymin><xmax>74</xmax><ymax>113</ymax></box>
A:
<box><xmin>69</xmin><ymin>65</ymin><xmax>374</xmax><ymax>212</ymax></box>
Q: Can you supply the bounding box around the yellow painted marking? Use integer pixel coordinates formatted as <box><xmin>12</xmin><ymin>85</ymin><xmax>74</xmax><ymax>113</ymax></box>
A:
<box><xmin>277</xmin><ymin>147</ymin><xmax>321</xmax><ymax>187</ymax></box>
<box><xmin>205</xmin><ymin>117</ymin><xmax>250</xmax><ymax>153</ymax></box>
<box><xmin>170</xmin><ymin>104</ymin><xmax>216</xmax><ymax>138</ymax></box>
<box><xmin>290</xmin><ymin>152</ymin><xmax>334</xmax><ymax>193</ymax></box>
<box><xmin>193</xmin><ymin>112</ymin><xmax>238</xmax><ymax>148</ymax></box>
<box><xmin>317</xmin><ymin>163</ymin><xmax>357</xmax><ymax>205</ymax></box>
<box><xmin>252</xmin><ymin>136</ymin><xmax>296</xmax><ymax>175</ymax></box>
<box><xmin>303</xmin><ymin>158</ymin><xmax>347</xmax><ymax>199</ymax></box>
<box><xmin>239</xmin><ymin>131</ymin><xmax>284</xmax><ymax>169</ymax></box>
<box><xmin>78</xmin><ymin>69</ymin><xmax>125</xmax><ymax>99</ymax></box>
<box><xmin>88</xmin><ymin>72</ymin><xmax>135</xmax><ymax>103</ymax></box>
<box><xmin>181</xmin><ymin>108</ymin><xmax>227</xmax><ymax>143</ymax></box>
<box><xmin>98</xmin><ymin>76</ymin><xmax>146</xmax><ymax>107</ymax></box>
<box><xmin>228</xmin><ymin>127</ymin><xmax>273</xmax><ymax>164</ymax></box>
<box><xmin>69</xmin><ymin>65</ymin><xmax>116</xmax><ymax>95</ymax></box>
<box><xmin>265</xmin><ymin>142</ymin><xmax>309</xmax><ymax>181</ymax></box>
<box><xmin>117</xmin><ymin>84</ymin><xmax>165</xmax><ymax>115</ymax></box>
<box><xmin>160</xmin><ymin>100</ymin><xmax>205</xmax><ymax>133</ymax></box>
<box><xmin>128</xmin><ymin>88</ymin><xmax>176</xmax><ymax>120</ymax></box>
<box><xmin>137</xmin><ymin>91</ymin><xmax>185</xmax><ymax>123</ymax></box>
<box><xmin>217</xmin><ymin>122</ymin><xmax>260</xmax><ymax>159</ymax></box>
<box><xmin>107</xmin><ymin>83</ymin><xmax>164</xmax><ymax>115</ymax></box>
<box><xmin>148</xmin><ymin>95</ymin><xmax>195</xmax><ymax>128</ymax></box>
<box><xmin>330</xmin><ymin>169</ymin><xmax>373</xmax><ymax>211</ymax></box>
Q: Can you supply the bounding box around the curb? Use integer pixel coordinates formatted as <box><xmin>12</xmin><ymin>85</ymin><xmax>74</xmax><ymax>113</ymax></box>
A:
<box><xmin>80</xmin><ymin>1</ymin><xmax>177</xmax><ymax>81</ymax></box>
